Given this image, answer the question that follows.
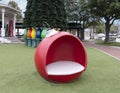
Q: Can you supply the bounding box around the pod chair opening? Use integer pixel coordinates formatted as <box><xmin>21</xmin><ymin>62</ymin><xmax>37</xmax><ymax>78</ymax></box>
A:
<box><xmin>45</xmin><ymin>35</ymin><xmax>87</xmax><ymax>80</ymax></box>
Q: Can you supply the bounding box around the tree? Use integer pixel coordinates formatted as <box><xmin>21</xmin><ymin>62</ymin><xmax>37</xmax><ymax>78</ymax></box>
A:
<box><xmin>24</xmin><ymin>0</ymin><xmax>33</xmax><ymax>27</ymax></box>
<box><xmin>24</xmin><ymin>0</ymin><xmax>67</xmax><ymax>29</ymax></box>
<box><xmin>88</xmin><ymin>0</ymin><xmax>120</xmax><ymax>43</ymax></box>
<box><xmin>65</xmin><ymin>0</ymin><xmax>99</xmax><ymax>40</ymax></box>
<box><xmin>8</xmin><ymin>0</ymin><xmax>22</xmax><ymax>20</ymax></box>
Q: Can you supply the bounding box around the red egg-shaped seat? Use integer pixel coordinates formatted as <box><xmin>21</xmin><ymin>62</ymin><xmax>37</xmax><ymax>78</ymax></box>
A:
<box><xmin>34</xmin><ymin>32</ymin><xmax>87</xmax><ymax>83</ymax></box>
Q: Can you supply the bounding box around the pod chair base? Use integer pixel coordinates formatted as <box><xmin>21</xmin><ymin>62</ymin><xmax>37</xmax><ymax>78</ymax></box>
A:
<box><xmin>46</xmin><ymin>61</ymin><xmax>84</xmax><ymax>82</ymax></box>
<box><xmin>48</xmin><ymin>72</ymin><xmax>83</xmax><ymax>83</ymax></box>
<box><xmin>46</xmin><ymin>61</ymin><xmax>85</xmax><ymax>75</ymax></box>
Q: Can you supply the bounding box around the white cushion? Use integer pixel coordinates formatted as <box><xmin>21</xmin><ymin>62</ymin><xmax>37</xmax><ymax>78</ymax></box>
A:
<box><xmin>46</xmin><ymin>61</ymin><xmax>85</xmax><ymax>75</ymax></box>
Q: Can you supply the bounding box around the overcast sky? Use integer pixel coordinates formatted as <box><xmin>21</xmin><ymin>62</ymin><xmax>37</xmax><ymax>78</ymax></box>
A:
<box><xmin>0</xmin><ymin>0</ymin><xmax>27</xmax><ymax>16</ymax></box>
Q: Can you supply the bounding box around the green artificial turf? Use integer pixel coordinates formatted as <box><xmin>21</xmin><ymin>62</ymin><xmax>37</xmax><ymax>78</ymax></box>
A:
<box><xmin>0</xmin><ymin>44</ymin><xmax>120</xmax><ymax>93</ymax></box>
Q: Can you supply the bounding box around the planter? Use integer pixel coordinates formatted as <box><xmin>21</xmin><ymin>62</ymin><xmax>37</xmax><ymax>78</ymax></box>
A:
<box><xmin>36</xmin><ymin>38</ymin><xmax>41</xmax><ymax>46</ymax></box>
<box><xmin>31</xmin><ymin>39</ymin><xmax>36</xmax><ymax>48</ymax></box>
<box><xmin>24</xmin><ymin>38</ymin><xmax>28</xmax><ymax>46</ymax></box>
<box><xmin>27</xmin><ymin>38</ymin><xmax>32</xmax><ymax>47</ymax></box>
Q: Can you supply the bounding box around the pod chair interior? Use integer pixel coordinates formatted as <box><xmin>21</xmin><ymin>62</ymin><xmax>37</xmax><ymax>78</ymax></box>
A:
<box><xmin>34</xmin><ymin>32</ymin><xmax>87</xmax><ymax>83</ymax></box>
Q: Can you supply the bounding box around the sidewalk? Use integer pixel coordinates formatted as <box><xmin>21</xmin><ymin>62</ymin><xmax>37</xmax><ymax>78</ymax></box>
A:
<box><xmin>84</xmin><ymin>40</ymin><xmax>120</xmax><ymax>61</ymax></box>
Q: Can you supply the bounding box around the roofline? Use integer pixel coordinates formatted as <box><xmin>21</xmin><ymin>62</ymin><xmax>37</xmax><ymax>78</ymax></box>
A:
<box><xmin>0</xmin><ymin>3</ymin><xmax>21</xmax><ymax>13</ymax></box>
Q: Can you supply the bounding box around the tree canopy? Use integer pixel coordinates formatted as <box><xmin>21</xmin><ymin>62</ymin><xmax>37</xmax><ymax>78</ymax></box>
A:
<box><xmin>24</xmin><ymin>0</ymin><xmax>66</xmax><ymax>28</ymax></box>
<box><xmin>65</xmin><ymin>0</ymin><xmax>99</xmax><ymax>40</ymax></box>
<box><xmin>23</xmin><ymin>0</ymin><xmax>33</xmax><ymax>27</ymax></box>
<box><xmin>88</xmin><ymin>0</ymin><xmax>120</xmax><ymax>43</ymax></box>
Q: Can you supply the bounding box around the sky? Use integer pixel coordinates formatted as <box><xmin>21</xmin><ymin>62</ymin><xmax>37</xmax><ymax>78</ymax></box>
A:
<box><xmin>0</xmin><ymin>0</ymin><xmax>27</xmax><ymax>16</ymax></box>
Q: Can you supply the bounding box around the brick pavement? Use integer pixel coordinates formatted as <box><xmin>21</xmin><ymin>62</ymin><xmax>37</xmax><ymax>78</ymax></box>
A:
<box><xmin>84</xmin><ymin>41</ymin><xmax>120</xmax><ymax>61</ymax></box>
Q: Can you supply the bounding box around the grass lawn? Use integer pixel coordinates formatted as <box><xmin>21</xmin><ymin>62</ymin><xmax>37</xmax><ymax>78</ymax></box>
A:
<box><xmin>0</xmin><ymin>44</ymin><xmax>120</xmax><ymax>93</ymax></box>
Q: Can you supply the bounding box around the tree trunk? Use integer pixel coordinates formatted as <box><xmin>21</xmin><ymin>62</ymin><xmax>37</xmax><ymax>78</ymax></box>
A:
<box><xmin>17</xmin><ymin>28</ymin><xmax>19</xmax><ymax>36</ymax></box>
<box><xmin>104</xmin><ymin>22</ymin><xmax>110</xmax><ymax>44</ymax></box>
<box><xmin>77</xmin><ymin>28</ymin><xmax>80</xmax><ymax>37</ymax></box>
<box><xmin>81</xmin><ymin>21</ymin><xmax>85</xmax><ymax>41</ymax></box>
<box><xmin>81</xmin><ymin>28</ymin><xmax>84</xmax><ymax>41</ymax></box>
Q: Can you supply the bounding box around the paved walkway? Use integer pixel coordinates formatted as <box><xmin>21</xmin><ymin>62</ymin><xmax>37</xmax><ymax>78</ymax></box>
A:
<box><xmin>84</xmin><ymin>40</ymin><xmax>120</xmax><ymax>61</ymax></box>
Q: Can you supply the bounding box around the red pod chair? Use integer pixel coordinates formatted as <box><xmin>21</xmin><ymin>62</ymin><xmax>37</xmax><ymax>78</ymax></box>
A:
<box><xmin>34</xmin><ymin>32</ymin><xmax>87</xmax><ymax>83</ymax></box>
